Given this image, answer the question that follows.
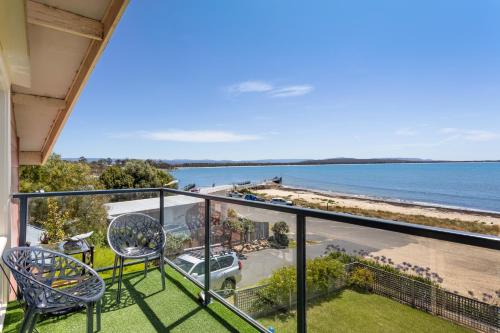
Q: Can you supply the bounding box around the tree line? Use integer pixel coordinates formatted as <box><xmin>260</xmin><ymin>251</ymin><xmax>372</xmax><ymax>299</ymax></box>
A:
<box><xmin>20</xmin><ymin>154</ymin><xmax>177</xmax><ymax>245</ymax></box>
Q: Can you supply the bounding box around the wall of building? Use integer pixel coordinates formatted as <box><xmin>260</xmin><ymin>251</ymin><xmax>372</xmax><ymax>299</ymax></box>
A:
<box><xmin>0</xmin><ymin>42</ymin><xmax>12</xmax><ymax>329</ymax></box>
<box><xmin>10</xmin><ymin>108</ymin><xmax>18</xmax><ymax>248</ymax></box>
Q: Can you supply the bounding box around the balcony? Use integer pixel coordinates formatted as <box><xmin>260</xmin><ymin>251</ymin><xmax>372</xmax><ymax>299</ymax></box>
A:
<box><xmin>3</xmin><ymin>188</ymin><xmax>499</xmax><ymax>333</ymax></box>
<box><xmin>3</xmin><ymin>268</ymin><xmax>255</xmax><ymax>333</ymax></box>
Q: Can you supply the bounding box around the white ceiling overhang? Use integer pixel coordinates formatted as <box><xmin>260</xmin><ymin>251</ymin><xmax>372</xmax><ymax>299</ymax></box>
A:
<box><xmin>11</xmin><ymin>0</ymin><xmax>129</xmax><ymax>165</ymax></box>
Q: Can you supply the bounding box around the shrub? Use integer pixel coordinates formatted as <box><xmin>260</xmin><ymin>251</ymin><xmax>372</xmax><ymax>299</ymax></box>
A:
<box><xmin>258</xmin><ymin>266</ymin><xmax>296</xmax><ymax>308</ymax></box>
<box><xmin>270</xmin><ymin>221</ymin><xmax>290</xmax><ymax>247</ymax></box>
<box><xmin>256</xmin><ymin>256</ymin><xmax>346</xmax><ymax>311</ymax></box>
<box><xmin>349</xmin><ymin>267</ymin><xmax>374</xmax><ymax>291</ymax></box>
<box><xmin>272</xmin><ymin>221</ymin><xmax>289</xmax><ymax>235</ymax></box>
<box><xmin>165</xmin><ymin>233</ymin><xmax>191</xmax><ymax>256</ymax></box>
<box><xmin>325</xmin><ymin>250</ymin><xmax>353</xmax><ymax>264</ymax></box>
<box><xmin>307</xmin><ymin>257</ymin><xmax>345</xmax><ymax>292</ymax></box>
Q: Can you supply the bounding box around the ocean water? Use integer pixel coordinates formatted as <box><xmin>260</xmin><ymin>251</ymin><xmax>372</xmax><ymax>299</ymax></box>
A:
<box><xmin>171</xmin><ymin>162</ymin><xmax>500</xmax><ymax>213</ymax></box>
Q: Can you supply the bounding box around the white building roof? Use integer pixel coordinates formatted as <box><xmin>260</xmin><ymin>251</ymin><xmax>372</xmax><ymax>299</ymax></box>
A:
<box><xmin>104</xmin><ymin>195</ymin><xmax>203</xmax><ymax>217</ymax></box>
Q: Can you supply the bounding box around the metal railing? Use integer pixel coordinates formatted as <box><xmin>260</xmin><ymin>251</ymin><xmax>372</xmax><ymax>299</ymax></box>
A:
<box><xmin>12</xmin><ymin>187</ymin><xmax>500</xmax><ymax>333</ymax></box>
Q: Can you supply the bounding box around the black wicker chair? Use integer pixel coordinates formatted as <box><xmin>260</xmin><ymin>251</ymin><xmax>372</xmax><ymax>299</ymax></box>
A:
<box><xmin>2</xmin><ymin>247</ymin><xmax>105</xmax><ymax>333</ymax></box>
<box><xmin>107</xmin><ymin>213</ymin><xmax>166</xmax><ymax>303</ymax></box>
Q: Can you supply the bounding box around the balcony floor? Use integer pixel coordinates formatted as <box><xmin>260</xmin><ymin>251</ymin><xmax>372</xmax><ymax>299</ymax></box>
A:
<box><xmin>3</xmin><ymin>266</ymin><xmax>257</xmax><ymax>333</ymax></box>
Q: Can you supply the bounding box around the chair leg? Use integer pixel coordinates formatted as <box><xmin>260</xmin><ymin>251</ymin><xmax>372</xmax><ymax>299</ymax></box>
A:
<box><xmin>117</xmin><ymin>256</ymin><xmax>124</xmax><ymax>303</ymax></box>
<box><xmin>111</xmin><ymin>254</ymin><xmax>118</xmax><ymax>286</ymax></box>
<box><xmin>144</xmin><ymin>257</ymin><xmax>148</xmax><ymax>277</ymax></box>
<box><xmin>20</xmin><ymin>307</ymin><xmax>36</xmax><ymax>333</ymax></box>
<box><xmin>86</xmin><ymin>302</ymin><xmax>94</xmax><ymax>333</ymax></box>
<box><xmin>96</xmin><ymin>299</ymin><xmax>102</xmax><ymax>332</ymax></box>
<box><xmin>160</xmin><ymin>255</ymin><xmax>165</xmax><ymax>290</ymax></box>
<box><xmin>27</xmin><ymin>312</ymin><xmax>39</xmax><ymax>333</ymax></box>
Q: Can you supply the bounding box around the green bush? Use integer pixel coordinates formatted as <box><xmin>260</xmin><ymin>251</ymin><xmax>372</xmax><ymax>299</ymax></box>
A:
<box><xmin>256</xmin><ymin>266</ymin><xmax>296</xmax><ymax>310</ymax></box>
<box><xmin>165</xmin><ymin>233</ymin><xmax>191</xmax><ymax>256</ymax></box>
<box><xmin>256</xmin><ymin>257</ymin><xmax>346</xmax><ymax>310</ymax></box>
<box><xmin>325</xmin><ymin>251</ymin><xmax>353</xmax><ymax>264</ymax></box>
<box><xmin>272</xmin><ymin>221</ymin><xmax>289</xmax><ymax>235</ymax></box>
<box><xmin>307</xmin><ymin>257</ymin><xmax>345</xmax><ymax>292</ymax></box>
<box><xmin>270</xmin><ymin>221</ymin><xmax>290</xmax><ymax>247</ymax></box>
<box><xmin>349</xmin><ymin>267</ymin><xmax>374</xmax><ymax>291</ymax></box>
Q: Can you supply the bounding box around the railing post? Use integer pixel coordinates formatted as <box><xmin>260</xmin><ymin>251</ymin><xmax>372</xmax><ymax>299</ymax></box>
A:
<box><xmin>204</xmin><ymin>198</ymin><xmax>211</xmax><ymax>305</ymax></box>
<box><xmin>159</xmin><ymin>188</ymin><xmax>165</xmax><ymax>227</ymax></box>
<box><xmin>19</xmin><ymin>196</ymin><xmax>28</xmax><ymax>246</ymax></box>
<box><xmin>159</xmin><ymin>188</ymin><xmax>165</xmax><ymax>280</ymax></box>
<box><xmin>296</xmin><ymin>214</ymin><xmax>307</xmax><ymax>333</ymax></box>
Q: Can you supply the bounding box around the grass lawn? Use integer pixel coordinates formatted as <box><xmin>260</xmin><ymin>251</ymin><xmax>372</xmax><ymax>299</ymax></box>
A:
<box><xmin>3</xmin><ymin>265</ymin><xmax>257</xmax><ymax>333</ymax></box>
<box><xmin>260</xmin><ymin>289</ymin><xmax>472</xmax><ymax>333</ymax></box>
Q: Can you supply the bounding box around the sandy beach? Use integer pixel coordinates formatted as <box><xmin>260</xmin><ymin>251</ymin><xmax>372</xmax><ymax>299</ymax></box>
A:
<box><xmin>252</xmin><ymin>185</ymin><xmax>500</xmax><ymax>228</ymax></box>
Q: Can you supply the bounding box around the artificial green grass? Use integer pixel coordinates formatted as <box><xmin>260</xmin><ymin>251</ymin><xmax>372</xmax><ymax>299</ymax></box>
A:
<box><xmin>92</xmin><ymin>247</ymin><xmax>146</xmax><ymax>280</ymax></box>
<box><xmin>3</xmin><ymin>266</ymin><xmax>257</xmax><ymax>333</ymax></box>
<box><xmin>260</xmin><ymin>289</ymin><xmax>473</xmax><ymax>333</ymax></box>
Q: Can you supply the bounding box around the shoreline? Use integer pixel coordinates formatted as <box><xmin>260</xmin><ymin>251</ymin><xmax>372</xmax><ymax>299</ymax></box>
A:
<box><xmin>278</xmin><ymin>185</ymin><xmax>500</xmax><ymax>217</ymax></box>
<box><xmin>249</xmin><ymin>184</ymin><xmax>500</xmax><ymax>228</ymax></box>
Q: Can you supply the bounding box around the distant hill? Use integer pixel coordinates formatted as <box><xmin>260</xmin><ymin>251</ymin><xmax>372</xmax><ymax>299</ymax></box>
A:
<box><xmin>162</xmin><ymin>159</ymin><xmax>306</xmax><ymax>165</ymax></box>
<box><xmin>62</xmin><ymin>157</ymin><xmax>500</xmax><ymax>168</ymax></box>
<box><xmin>172</xmin><ymin>157</ymin><xmax>443</xmax><ymax>168</ymax></box>
<box><xmin>295</xmin><ymin>157</ymin><xmax>438</xmax><ymax>165</ymax></box>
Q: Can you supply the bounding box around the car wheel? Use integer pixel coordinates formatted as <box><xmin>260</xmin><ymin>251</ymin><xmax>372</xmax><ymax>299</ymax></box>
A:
<box><xmin>221</xmin><ymin>279</ymin><xmax>236</xmax><ymax>297</ymax></box>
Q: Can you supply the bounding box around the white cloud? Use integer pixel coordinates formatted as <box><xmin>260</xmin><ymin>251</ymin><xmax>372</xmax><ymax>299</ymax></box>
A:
<box><xmin>228</xmin><ymin>81</ymin><xmax>274</xmax><ymax>94</ymax></box>
<box><xmin>395</xmin><ymin>128</ymin><xmax>418</xmax><ymax>136</ymax></box>
<box><xmin>439</xmin><ymin>128</ymin><xmax>499</xmax><ymax>142</ymax></box>
<box><xmin>133</xmin><ymin>130</ymin><xmax>262</xmax><ymax>143</ymax></box>
<box><xmin>227</xmin><ymin>81</ymin><xmax>314</xmax><ymax>97</ymax></box>
<box><xmin>269</xmin><ymin>85</ymin><xmax>314</xmax><ymax>97</ymax></box>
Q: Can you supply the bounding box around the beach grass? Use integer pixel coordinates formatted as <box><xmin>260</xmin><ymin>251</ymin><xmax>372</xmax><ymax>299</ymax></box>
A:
<box><xmin>298</xmin><ymin>198</ymin><xmax>499</xmax><ymax>235</ymax></box>
<box><xmin>264</xmin><ymin>194</ymin><xmax>499</xmax><ymax>235</ymax></box>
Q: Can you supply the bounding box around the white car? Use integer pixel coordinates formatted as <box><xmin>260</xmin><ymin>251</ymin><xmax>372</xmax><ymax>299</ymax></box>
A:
<box><xmin>270</xmin><ymin>197</ymin><xmax>293</xmax><ymax>206</ymax></box>
<box><xmin>173</xmin><ymin>250</ymin><xmax>242</xmax><ymax>296</ymax></box>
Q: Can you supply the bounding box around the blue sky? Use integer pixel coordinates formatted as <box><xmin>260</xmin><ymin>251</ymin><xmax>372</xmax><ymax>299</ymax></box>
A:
<box><xmin>55</xmin><ymin>0</ymin><xmax>500</xmax><ymax>161</ymax></box>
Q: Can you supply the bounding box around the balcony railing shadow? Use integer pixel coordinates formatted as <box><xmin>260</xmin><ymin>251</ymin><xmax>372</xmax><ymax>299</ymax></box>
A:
<box><xmin>2</xmin><ymin>266</ymin><xmax>253</xmax><ymax>333</ymax></box>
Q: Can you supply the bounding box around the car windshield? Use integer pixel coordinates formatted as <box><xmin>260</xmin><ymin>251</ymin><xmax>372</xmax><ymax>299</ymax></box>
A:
<box><xmin>173</xmin><ymin>257</ymin><xmax>195</xmax><ymax>273</ymax></box>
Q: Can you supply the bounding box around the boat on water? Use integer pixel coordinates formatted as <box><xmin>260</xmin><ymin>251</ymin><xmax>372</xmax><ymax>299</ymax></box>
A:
<box><xmin>270</xmin><ymin>176</ymin><xmax>282</xmax><ymax>184</ymax></box>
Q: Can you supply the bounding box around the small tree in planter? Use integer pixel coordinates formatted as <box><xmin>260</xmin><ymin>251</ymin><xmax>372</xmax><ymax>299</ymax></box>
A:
<box><xmin>270</xmin><ymin>221</ymin><xmax>290</xmax><ymax>248</ymax></box>
<box><xmin>40</xmin><ymin>198</ymin><xmax>69</xmax><ymax>244</ymax></box>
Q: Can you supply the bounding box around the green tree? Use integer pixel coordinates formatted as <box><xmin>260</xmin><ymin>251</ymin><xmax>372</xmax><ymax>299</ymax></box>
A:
<box><xmin>99</xmin><ymin>165</ymin><xmax>134</xmax><ymax>189</ymax></box>
<box><xmin>20</xmin><ymin>154</ymin><xmax>100</xmax><ymax>192</ymax></box>
<box><xmin>20</xmin><ymin>154</ymin><xmax>108</xmax><ymax>245</ymax></box>
<box><xmin>99</xmin><ymin>160</ymin><xmax>176</xmax><ymax>189</ymax></box>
